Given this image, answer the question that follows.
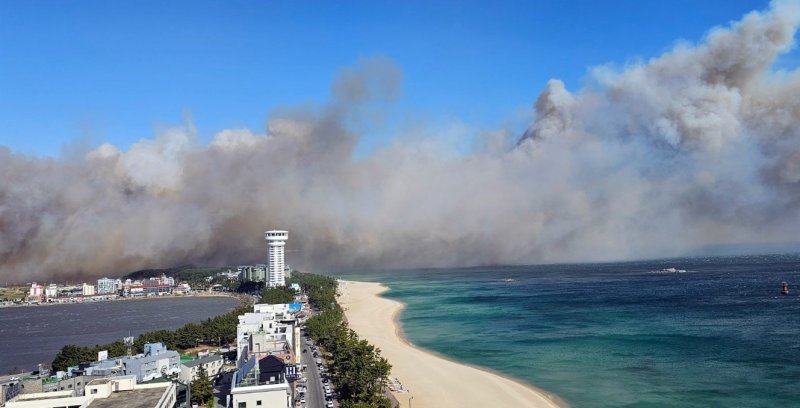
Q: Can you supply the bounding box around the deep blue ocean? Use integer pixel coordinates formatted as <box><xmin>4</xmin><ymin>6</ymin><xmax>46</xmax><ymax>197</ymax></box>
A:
<box><xmin>337</xmin><ymin>254</ymin><xmax>800</xmax><ymax>408</ymax></box>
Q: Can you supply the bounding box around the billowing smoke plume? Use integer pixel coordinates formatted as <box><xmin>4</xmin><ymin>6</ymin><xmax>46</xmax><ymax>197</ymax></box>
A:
<box><xmin>3</xmin><ymin>1</ymin><xmax>800</xmax><ymax>281</ymax></box>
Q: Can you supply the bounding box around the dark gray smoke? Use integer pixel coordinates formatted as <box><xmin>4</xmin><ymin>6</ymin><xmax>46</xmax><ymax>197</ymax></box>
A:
<box><xmin>3</xmin><ymin>1</ymin><xmax>800</xmax><ymax>282</ymax></box>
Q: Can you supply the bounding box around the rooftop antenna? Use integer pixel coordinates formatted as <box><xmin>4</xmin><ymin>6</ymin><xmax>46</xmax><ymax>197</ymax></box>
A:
<box><xmin>124</xmin><ymin>331</ymin><xmax>134</xmax><ymax>357</ymax></box>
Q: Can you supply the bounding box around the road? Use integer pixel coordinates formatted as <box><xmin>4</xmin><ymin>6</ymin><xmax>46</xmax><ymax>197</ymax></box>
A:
<box><xmin>213</xmin><ymin>370</ymin><xmax>234</xmax><ymax>408</ymax></box>
<box><xmin>299</xmin><ymin>334</ymin><xmax>326</xmax><ymax>408</ymax></box>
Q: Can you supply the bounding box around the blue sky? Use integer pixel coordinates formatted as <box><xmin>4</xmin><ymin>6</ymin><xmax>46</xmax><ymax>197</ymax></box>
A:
<box><xmin>0</xmin><ymin>0</ymin><xmax>779</xmax><ymax>157</ymax></box>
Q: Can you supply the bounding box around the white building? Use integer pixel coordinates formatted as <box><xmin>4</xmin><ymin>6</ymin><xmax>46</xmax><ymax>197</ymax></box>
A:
<box><xmin>179</xmin><ymin>355</ymin><xmax>223</xmax><ymax>384</ymax></box>
<box><xmin>5</xmin><ymin>376</ymin><xmax>175</xmax><ymax>408</ymax></box>
<box><xmin>230</xmin><ymin>355</ymin><xmax>291</xmax><ymax>408</ymax></box>
<box><xmin>121</xmin><ymin>343</ymin><xmax>180</xmax><ymax>382</ymax></box>
<box><xmin>82</xmin><ymin>283</ymin><xmax>95</xmax><ymax>296</ymax></box>
<box><xmin>173</xmin><ymin>282</ymin><xmax>192</xmax><ymax>295</ymax></box>
<box><xmin>96</xmin><ymin>278</ymin><xmax>117</xmax><ymax>294</ymax></box>
<box><xmin>231</xmin><ymin>303</ymin><xmax>297</xmax><ymax>408</ymax></box>
<box><xmin>265</xmin><ymin>230</ymin><xmax>288</xmax><ymax>287</ymax></box>
<box><xmin>44</xmin><ymin>284</ymin><xmax>59</xmax><ymax>301</ymax></box>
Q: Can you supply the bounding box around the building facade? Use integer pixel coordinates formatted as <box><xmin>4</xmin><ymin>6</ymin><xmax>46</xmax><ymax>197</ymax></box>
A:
<box><xmin>230</xmin><ymin>355</ymin><xmax>291</xmax><ymax>408</ymax></box>
<box><xmin>1</xmin><ymin>379</ymin><xmax>21</xmax><ymax>406</ymax></box>
<box><xmin>96</xmin><ymin>278</ymin><xmax>117</xmax><ymax>294</ymax></box>
<box><xmin>239</xmin><ymin>265</ymin><xmax>267</xmax><ymax>283</ymax></box>
<box><xmin>27</xmin><ymin>283</ymin><xmax>44</xmax><ymax>302</ymax></box>
<box><xmin>178</xmin><ymin>355</ymin><xmax>223</xmax><ymax>384</ymax></box>
<box><xmin>265</xmin><ymin>230</ymin><xmax>288</xmax><ymax>287</ymax></box>
<box><xmin>6</xmin><ymin>376</ymin><xmax>175</xmax><ymax>408</ymax></box>
<box><xmin>121</xmin><ymin>343</ymin><xmax>180</xmax><ymax>382</ymax></box>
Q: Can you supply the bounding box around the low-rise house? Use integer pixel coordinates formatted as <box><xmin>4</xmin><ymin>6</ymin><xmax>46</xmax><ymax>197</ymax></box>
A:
<box><xmin>1</xmin><ymin>378</ymin><xmax>22</xmax><ymax>406</ymax></box>
<box><xmin>179</xmin><ymin>355</ymin><xmax>223</xmax><ymax>384</ymax></box>
<box><xmin>121</xmin><ymin>343</ymin><xmax>180</xmax><ymax>382</ymax></box>
<box><xmin>21</xmin><ymin>374</ymin><xmax>104</xmax><ymax>395</ymax></box>
<box><xmin>5</xmin><ymin>375</ymin><xmax>175</xmax><ymax>408</ymax></box>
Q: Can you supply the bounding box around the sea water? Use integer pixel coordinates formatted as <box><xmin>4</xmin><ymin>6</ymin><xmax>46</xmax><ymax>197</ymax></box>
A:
<box><xmin>337</xmin><ymin>254</ymin><xmax>800</xmax><ymax>407</ymax></box>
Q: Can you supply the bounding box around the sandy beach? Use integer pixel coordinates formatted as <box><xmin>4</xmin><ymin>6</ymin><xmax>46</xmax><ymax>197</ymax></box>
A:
<box><xmin>338</xmin><ymin>280</ymin><xmax>565</xmax><ymax>408</ymax></box>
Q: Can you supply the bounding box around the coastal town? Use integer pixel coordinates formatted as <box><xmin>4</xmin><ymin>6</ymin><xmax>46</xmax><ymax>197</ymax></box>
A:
<box><xmin>0</xmin><ymin>230</ymin><xmax>394</xmax><ymax>408</ymax></box>
<box><xmin>0</xmin><ymin>297</ymin><xmax>326</xmax><ymax>408</ymax></box>
<box><xmin>0</xmin><ymin>229</ymin><xmax>566</xmax><ymax>408</ymax></box>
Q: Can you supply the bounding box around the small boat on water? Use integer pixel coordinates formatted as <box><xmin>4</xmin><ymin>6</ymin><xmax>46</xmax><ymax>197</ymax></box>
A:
<box><xmin>781</xmin><ymin>281</ymin><xmax>789</xmax><ymax>295</ymax></box>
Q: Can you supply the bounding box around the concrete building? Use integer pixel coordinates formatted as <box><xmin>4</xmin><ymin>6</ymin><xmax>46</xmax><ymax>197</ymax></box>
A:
<box><xmin>230</xmin><ymin>355</ymin><xmax>291</xmax><ymax>408</ymax></box>
<box><xmin>229</xmin><ymin>303</ymin><xmax>302</xmax><ymax>408</ymax></box>
<box><xmin>44</xmin><ymin>284</ymin><xmax>59</xmax><ymax>301</ymax></box>
<box><xmin>239</xmin><ymin>265</ymin><xmax>267</xmax><ymax>283</ymax></box>
<box><xmin>265</xmin><ymin>230</ymin><xmax>288</xmax><ymax>287</ymax></box>
<box><xmin>21</xmin><ymin>374</ymin><xmax>104</xmax><ymax>396</ymax></box>
<box><xmin>143</xmin><ymin>275</ymin><xmax>175</xmax><ymax>287</ymax></box>
<box><xmin>1</xmin><ymin>378</ymin><xmax>22</xmax><ymax>406</ymax></box>
<box><xmin>96</xmin><ymin>278</ymin><xmax>117</xmax><ymax>294</ymax></box>
<box><xmin>178</xmin><ymin>355</ymin><xmax>223</xmax><ymax>384</ymax></box>
<box><xmin>173</xmin><ymin>282</ymin><xmax>192</xmax><ymax>295</ymax></box>
<box><xmin>68</xmin><ymin>359</ymin><xmax>124</xmax><ymax>379</ymax></box>
<box><xmin>236</xmin><ymin>305</ymin><xmax>300</xmax><ymax>366</ymax></box>
<box><xmin>6</xmin><ymin>376</ymin><xmax>175</xmax><ymax>408</ymax></box>
<box><xmin>27</xmin><ymin>283</ymin><xmax>44</xmax><ymax>302</ymax></box>
<box><xmin>82</xmin><ymin>283</ymin><xmax>96</xmax><ymax>296</ymax></box>
<box><xmin>121</xmin><ymin>343</ymin><xmax>180</xmax><ymax>382</ymax></box>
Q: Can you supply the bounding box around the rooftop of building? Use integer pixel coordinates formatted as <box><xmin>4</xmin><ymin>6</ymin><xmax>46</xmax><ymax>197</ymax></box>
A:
<box><xmin>89</xmin><ymin>386</ymin><xmax>169</xmax><ymax>408</ymax></box>
<box><xmin>182</xmin><ymin>354</ymin><xmax>222</xmax><ymax>368</ymax></box>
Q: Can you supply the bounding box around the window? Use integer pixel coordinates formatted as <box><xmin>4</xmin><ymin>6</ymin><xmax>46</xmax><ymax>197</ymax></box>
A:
<box><xmin>238</xmin><ymin>403</ymin><xmax>246</xmax><ymax>408</ymax></box>
<box><xmin>91</xmin><ymin>389</ymin><xmax>98</xmax><ymax>394</ymax></box>
<box><xmin>257</xmin><ymin>402</ymin><xmax>262</xmax><ymax>406</ymax></box>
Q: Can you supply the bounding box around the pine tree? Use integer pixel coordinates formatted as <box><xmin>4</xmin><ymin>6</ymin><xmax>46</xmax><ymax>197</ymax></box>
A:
<box><xmin>191</xmin><ymin>365</ymin><xmax>214</xmax><ymax>406</ymax></box>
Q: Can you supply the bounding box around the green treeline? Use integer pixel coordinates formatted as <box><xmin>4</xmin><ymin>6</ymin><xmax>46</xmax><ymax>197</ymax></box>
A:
<box><xmin>293</xmin><ymin>272</ymin><xmax>393</xmax><ymax>408</ymax></box>
<box><xmin>51</xmin><ymin>302</ymin><xmax>250</xmax><ymax>372</ymax></box>
<box><xmin>260</xmin><ymin>286</ymin><xmax>295</xmax><ymax>304</ymax></box>
<box><xmin>292</xmin><ymin>271</ymin><xmax>337</xmax><ymax>310</ymax></box>
<box><xmin>51</xmin><ymin>284</ymin><xmax>297</xmax><ymax>372</ymax></box>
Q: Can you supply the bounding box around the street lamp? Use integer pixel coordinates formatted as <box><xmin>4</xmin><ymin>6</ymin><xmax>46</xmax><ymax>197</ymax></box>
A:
<box><xmin>409</xmin><ymin>395</ymin><xmax>414</xmax><ymax>408</ymax></box>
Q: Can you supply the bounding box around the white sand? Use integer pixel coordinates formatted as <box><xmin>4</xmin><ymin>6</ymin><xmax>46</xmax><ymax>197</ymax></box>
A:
<box><xmin>338</xmin><ymin>280</ymin><xmax>566</xmax><ymax>408</ymax></box>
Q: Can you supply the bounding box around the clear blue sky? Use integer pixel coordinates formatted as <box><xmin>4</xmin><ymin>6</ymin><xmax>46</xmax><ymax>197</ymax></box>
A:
<box><xmin>0</xmin><ymin>0</ymin><xmax>778</xmax><ymax>157</ymax></box>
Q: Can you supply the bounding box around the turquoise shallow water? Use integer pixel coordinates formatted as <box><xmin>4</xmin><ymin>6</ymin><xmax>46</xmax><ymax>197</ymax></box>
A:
<box><xmin>336</xmin><ymin>254</ymin><xmax>800</xmax><ymax>408</ymax></box>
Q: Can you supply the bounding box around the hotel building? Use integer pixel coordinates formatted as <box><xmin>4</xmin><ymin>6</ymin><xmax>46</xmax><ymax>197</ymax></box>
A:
<box><xmin>264</xmin><ymin>230</ymin><xmax>288</xmax><ymax>287</ymax></box>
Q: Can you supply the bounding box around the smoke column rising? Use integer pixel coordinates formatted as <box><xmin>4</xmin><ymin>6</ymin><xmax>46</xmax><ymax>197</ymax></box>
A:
<box><xmin>2</xmin><ymin>1</ymin><xmax>800</xmax><ymax>281</ymax></box>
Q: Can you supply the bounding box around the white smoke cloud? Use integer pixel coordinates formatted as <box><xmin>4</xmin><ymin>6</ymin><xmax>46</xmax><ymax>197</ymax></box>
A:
<box><xmin>2</xmin><ymin>2</ymin><xmax>800</xmax><ymax>281</ymax></box>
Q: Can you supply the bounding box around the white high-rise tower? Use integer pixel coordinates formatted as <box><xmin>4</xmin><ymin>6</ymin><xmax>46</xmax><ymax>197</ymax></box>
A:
<box><xmin>264</xmin><ymin>230</ymin><xmax>288</xmax><ymax>287</ymax></box>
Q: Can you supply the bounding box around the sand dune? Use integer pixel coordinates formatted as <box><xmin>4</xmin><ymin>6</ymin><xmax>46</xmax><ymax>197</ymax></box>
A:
<box><xmin>338</xmin><ymin>280</ymin><xmax>566</xmax><ymax>408</ymax></box>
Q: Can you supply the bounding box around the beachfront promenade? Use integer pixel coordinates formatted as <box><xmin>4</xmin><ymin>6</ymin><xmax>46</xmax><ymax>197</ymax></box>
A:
<box><xmin>338</xmin><ymin>280</ymin><xmax>564</xmax><ymax>408</ymax></box>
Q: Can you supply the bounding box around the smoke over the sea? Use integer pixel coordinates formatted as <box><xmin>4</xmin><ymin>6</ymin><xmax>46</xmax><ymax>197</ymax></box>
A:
<box><xmin>3</xmin><ymin>1</ymin><xmax>800</xmax><ymax>281</ymax></box>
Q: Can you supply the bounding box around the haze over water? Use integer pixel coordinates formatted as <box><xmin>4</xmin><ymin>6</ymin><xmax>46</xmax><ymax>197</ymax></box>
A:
<box><xmin>0</xmin><ymin>296</ymin><xmax>239</xmax><ymax>374</ymax></box>
<box><xmin>339</xmin><ymin>254</ymin><xmax>800</xmax><ymax>407</ymax></box>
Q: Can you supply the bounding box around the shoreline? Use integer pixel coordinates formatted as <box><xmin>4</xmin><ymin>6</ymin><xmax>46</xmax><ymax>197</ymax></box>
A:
<box><xmin>386</xmin><ymin>291</ymin><xmax>570</xmax><ymax>408</ymax></box>
<box><xmin>0</xmin><ymin>291</ymin><xmax>245</xmax><ymax>309</ymax></box>
<box><xmin>338</xmin><ymin>280</ymin><xmax>567</xmax><ymax>408</ymax></box>
<box><xmin>0</xmin><ymin>295</ymin><xmax>243</xmax><ymax>374</ymax></box>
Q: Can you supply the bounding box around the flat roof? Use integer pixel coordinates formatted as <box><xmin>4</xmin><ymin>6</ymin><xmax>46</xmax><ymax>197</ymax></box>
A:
<box><xmin>90</xmin><ymin>386</ymin><xmax>169</xmax><ymax>408</ymax></box>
